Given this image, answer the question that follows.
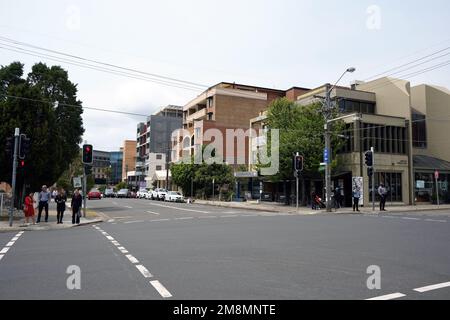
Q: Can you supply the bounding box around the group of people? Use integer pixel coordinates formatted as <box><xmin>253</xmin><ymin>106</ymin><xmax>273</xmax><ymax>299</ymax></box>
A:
<box><xmin>23</xmin><ymin>185</ymin><xmax>84</xmax><ymax>225</ymax></box>
<box><xmin>352</xmin><ymin>183</ymin><xmax>388</xmax><ymax>212</ymax></box>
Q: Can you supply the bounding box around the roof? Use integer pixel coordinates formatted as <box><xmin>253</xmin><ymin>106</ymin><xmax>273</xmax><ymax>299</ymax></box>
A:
<box><xmin>413</xmin><ymin>155</ymin><xmax>450</xmax><ymax>171</ymax></box>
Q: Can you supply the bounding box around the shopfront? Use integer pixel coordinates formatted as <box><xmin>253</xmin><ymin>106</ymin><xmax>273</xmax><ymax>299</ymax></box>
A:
<box><xmin>413</xmin><ymin>155</ymin><xmax>450</xmax><ymax>204</ymax></box>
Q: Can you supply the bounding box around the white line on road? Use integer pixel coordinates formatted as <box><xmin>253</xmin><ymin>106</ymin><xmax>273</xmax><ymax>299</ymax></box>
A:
<box><xmin>174</xmin><ymin>217</ymin><xmax>194</xmax><ymax>220</ymax></box>
<box><xmin>0</xmin><ymin>247</ymin><xmax>10</xmax><ymax>254</ymax></box>
<box><xmin>108</xmin><ymin>219</ymin><xmax>115</xmax><ymax>223</ymax></box>
<box><xmin>150</xmin><ymin>219</ymin><xmax>170</xmax><ymax>222</ymax></box>
<box><xmin>111</xmin><ymin>241</ymin><xmax>121</xmax><ymax>246</ymax></box>
<box><xmin>146</xmin><ymin>210</ymin><xmax>160</xmax><ymax>215</ymax></box>
<box><xmin>150</xmin><ymin>280</ymin><xmax>173</xmax><ymax>298</ymax></box>
<box><xmin>198</xmin><ymin>216</ymin><xmax>217</xmax><ymax>219</ymax></box>
<box><xmin>124</xmin><ymin>220</ymin><xmax>145</xmax><ymax>224</ymax></box>
<box><xmin>148</xmin><ymin>202</ymin><xmax>209</xmax><ymax>213</ymax></box>
<box><xmin>11</xmin><ymin>237</ymin><xmax>19</xmax><ymax>241</ymax></box>
<box><xmin>125</xmin><ymin>254</ymin><xmax>139</xmax><ymax>264</ymax></box>
<box><xmin>220</xmin><ymin>215</ymin><xmax>238</xmax><ymax>218</ymax></box>
<box><xmin>240</xmin><ymin>214</ymin><xmax>258</xmax><ymax>217</ymax></box>
<box><xmin>402</xmin><ymin>217</ymin><xmax>421</xmax><ymax>221</ymax></box>
<box><xmin>124</xmin><ymin>206</ymin><xmax>133</xmax><ymax>209</ymax></box>
<box><xmin>136</xmin><ymin>265</ymin><xmax>153</xmax><ymax>278</ymax></box>
<box><xmin>0</xmin><ymin>254</ymin><xmax>3</xmax><ymax>261</ymax></box>
<box><xmin>424</xmin><ymin>219</ymin><xmax>447</xmax><ymax>223</ymax></box>
<box><xmin>120</xmin><ymin>249</ymin><xmax>129</xmax><ymax>254</ymax></box>
<box><xmin>106</xmin><ymin>236</ymin><xmax>115</xmax><ymax>240</ymax></box>
<box><xmin>414</xmin><ymin>281</ymin><xmax>450</xmax><ymax>293</ymax></box>
<box><xmin>6</xmin><ymin>241</ymin><xmax>15</xmax><ymax>247</ymax></box>
<box><xmin>366</xmin><ymin>292</ymin><xmax>406</xmax><ymax>300</ymax></box>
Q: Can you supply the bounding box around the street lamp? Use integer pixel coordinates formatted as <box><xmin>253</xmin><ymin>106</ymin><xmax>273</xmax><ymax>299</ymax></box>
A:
<box><xmin>324</xmin><ymin>67</ymin><xmax>356</xmax><ymax>213</ymax></box>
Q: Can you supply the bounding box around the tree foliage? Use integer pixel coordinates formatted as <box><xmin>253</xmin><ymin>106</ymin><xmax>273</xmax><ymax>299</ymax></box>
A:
<box><xmin>262</xmin><ymin>98</ymin><xmax>345</xmax><ymax>181</ymax></box>
<box><xmin>0</xmin><ymin>62</ymin><xmax>84</xmax><ymax>191</ymax></box>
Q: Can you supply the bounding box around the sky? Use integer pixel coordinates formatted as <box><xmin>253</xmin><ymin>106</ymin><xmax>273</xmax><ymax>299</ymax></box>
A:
<box><xmin>1</xmin><ymin>0</ymin><xmax>450</xmax><ymax>151</ymax></box>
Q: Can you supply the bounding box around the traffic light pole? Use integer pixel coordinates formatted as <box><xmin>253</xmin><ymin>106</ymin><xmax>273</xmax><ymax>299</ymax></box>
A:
<box><xmin>324</xmin><ymin>84</ymin><xmax>332</xmax><ymax>213</ymax></box>
<box><xmin>371</xmin><ymin>146</ymin><xmax>375</xmax><ymax>212</ymax></box>
<box><xmin>9</xmin><ymin>128</ymin><xmax>20</xmax><ymax>227</ymax></box>
<box><xmin>83</xmin><ymin>167</ymin><xmax>87</xmax><ymax>218</ymax></box>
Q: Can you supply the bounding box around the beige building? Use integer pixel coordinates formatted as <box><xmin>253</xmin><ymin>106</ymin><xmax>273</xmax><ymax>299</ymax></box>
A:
<box><xmin>121</xmin><ymin>140</ymin><xmax>137</xmax><ymax>182</ymax></box>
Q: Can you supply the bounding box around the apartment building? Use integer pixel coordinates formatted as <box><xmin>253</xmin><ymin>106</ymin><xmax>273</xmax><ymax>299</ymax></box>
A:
<box><xmin>172</xmin><ymin>82</ymin><xmax>309</xmax><ymax>166</ymax></box>
<box><xmin>109</xmin><ymin>150</ymin><xmax>123</xmax><ymax>185</ymax></box>
<box><xmin>122</xmin><ymin>140</ymin><xmax>137</xmax><ymax>183</ymax></box>
<box><xmin>134</xmin><ymin>105</ymin><xmax>183</xmax><ymax>188</ymax></box>
<box><xmin>92</xmin><ymin>150</ymin><xmax>111</xmax><ymax>185</ymax></box>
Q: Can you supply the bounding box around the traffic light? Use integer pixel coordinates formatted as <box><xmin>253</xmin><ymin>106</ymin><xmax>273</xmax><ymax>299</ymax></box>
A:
<box><xmin>364</xmin><ymin>150</ymin><xmax>373</xmax><ymax>167</ymax></box>
<box><xmin>82</xmin><ymin>144</ymin><xmax>93</xmax><ymax>164</ymax></box>
<box><xmin>367</xmin><ymin>167</ymin><xmax>373</xmax><ymax>177</ymax></box>
<box><xmin>5</xmin><ymin>136</ymin><xmax>14</xmax><ymax>158</ymax></box>
<box><xmin>19</xmin><ymin>134</ymin><xmax>31</xmax><ymax>159</ymax></box>
<box><xmin>84</xmin><ymin>165</ymin><xmax>92</xmax><ymax>175</ymax></box>
<box><xmin>18</xmin><ymin>159</ymin><xmax>25</xmax><ymax>169</ymax></box>
<box><xmin>294</xmin><ymin>154</ymin><xmax>304</xmax><ymax>172</ymax></box>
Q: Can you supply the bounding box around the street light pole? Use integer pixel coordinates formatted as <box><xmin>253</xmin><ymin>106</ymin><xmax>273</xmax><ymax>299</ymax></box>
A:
<box><xmin>9</xmin><ymin>128</ymin><xmax>20</xmax><ymax>227</ymax></box>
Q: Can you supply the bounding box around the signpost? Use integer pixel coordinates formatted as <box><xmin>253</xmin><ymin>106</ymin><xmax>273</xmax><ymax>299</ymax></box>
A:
<box><xmin>73</xmin><ymin>176</ymin><xmax>82</xmax><ymax>188</ymax></box>
<box><xmin>435</xmin><ymin>170</ymin><xmax>440</xmax><ymax>206</ymax></box>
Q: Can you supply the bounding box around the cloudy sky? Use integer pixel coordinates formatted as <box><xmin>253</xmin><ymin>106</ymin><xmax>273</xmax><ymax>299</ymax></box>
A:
<box><xmin>1</xmin><ymin>0</ymin><xmax>450</xmax><ymax>151</ymax></box>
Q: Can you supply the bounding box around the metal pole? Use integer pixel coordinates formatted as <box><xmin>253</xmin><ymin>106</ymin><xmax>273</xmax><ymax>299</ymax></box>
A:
<box><xmin>1</xmin><ymin>193</ymin><xmax>4</xmax><ymax>217</ymax></box>
<box><xmin>371</xmin><ymin>146</ymin><xmax>375</xmax><ymax>212</ymax></box>
<box><xmin>83</xmin><ymin>168</ymin><xmax>87</xmax><ymax>218</ymax></box>
<box><xmin>325</xmin><ymin>84</ymin><xmax>332</xmax><ymax>212</ymax></box>
<box><xmin>436</xmin><ymin>174</ymin><xmax>440</xmax><ymax>206</ymax></box>
<box><xmin>212</xmin><ymin>179</ymin><xmax>215</xmax><ymax>201</ymax></box>
<box><xmin>9</xmin><ymin>128</ymin><xmax>20</xmax><ymax>227</ymax></box>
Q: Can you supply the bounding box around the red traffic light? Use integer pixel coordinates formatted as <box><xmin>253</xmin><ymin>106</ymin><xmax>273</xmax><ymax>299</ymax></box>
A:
<box><xmin>19</xmin><ymin>160</ymin><xmax>25</xmax><ymax>167</ymax></box>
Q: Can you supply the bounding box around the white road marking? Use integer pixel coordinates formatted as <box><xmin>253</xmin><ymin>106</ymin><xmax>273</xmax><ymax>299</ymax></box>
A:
<box><xmin>120</xmin><ymin>249</ymin><xmax>129</xmax><ymax>254</ymax></box>
<box><xmin>136</xmin><ymin>265</ymin><xmax>153</xmax><ymax>278</ymax></box>
<box><xmin>174</xmin><ymin>217</ymin><xmax>194</xmax><ymax>220</ymax></box>
<box><xmin>220</xmin><ymin>215</ymin><xmax>238</xmax><ymax>218</ymax></box>
<box><xmin>124</xmin><ymin>220</ymin><xmax>145</xmax><ymax>224</ymax></box>
<box><xmin>11</xmin><ymin>237</ymin><xmax>19</xmax><ymax>241</ymax></box>
<box><xmin>414</xmin><ymin>281</ymin><xmax>450</xmax><ymax>293</ymax></box>
<box><xmin>0</xmin><ymin>247</ymin><xmax>10</xmax><ymax>254</ymax></box>
<box><xmin>0</xmin><ymin>254</ymin><xmax>3</xmax><ymax>261</ymax></box>
<box><xmin>124</xmin><ymin>206</ymin><xmax>133</xmax><ymax>209</ymax></box>
<box><xmin>198</xmin><ymin>216</ymin><xmax>217</xmax><ymax>219</ymax></box>
<box><xmin>111</xmin><ymin>241</ymin><xmax>120</xmax><ymax>246</ymax></box>
<box><xmin>118</xmin><ymin>246</ymin><xmax>126</xmax><ymax>250</ymax></box>
<box><xmin>101</xmin><ymin>231</ymin><xmax>108</xmax><ymax>235</ymax></box>
<box><xmin>402</xmin><ymin>217</ymin><xmax>421</xmax><ymax>221</ymax></box>
<box><xmin>240</xmin><ymin>214</ymin><xmax>257</xmax><ymax>217</ymax></box>
<box><xmin>366</xmin><ymin>292</ymin><xmax>406</xmax><ymax>300</ymax></box>
<box><xmin>108</xmin><ymin>219</ymin><xmax>115</xmax><ymax>223</ymax></box>
<box><xmin>125</xmin><ymin>254</ymin><xmax>139</xmax><ymax>264</ymax></box>
<box><xmin>150</xmin><ymin>219</ymin><xmax>170</xmax><ymax>222</ymax></box>
<box><xmin>150</xmin><ymin>280</ymin><xmax>173</xmax><ymax>298</ymax></box>
<box><xmin>6</xmin><ymin>242</ymin><xmax>15</xmax><ymax>247</ymax></box>
<box><xmin>146</xmin><ymin>210</ymin><xmax>160</xmax><ymax>215</ymax></box>
<box><xmin>382</xmin><ymin>216</ymin><xmax>398</xmax><ymax>219</ymax></box>
<box><xmin>106</xmin><ymin>236</ymin><xmax>115</xmax><ymax>240</ymax></box>
<box><xmin>424</xmin><ymin>219</ymin><xmax>447</xmax><ymax>223</ymax></box>
<box><xmin>148</xmin><ymin>202</ymin><xmax>209</xmax><ymax>213</ymax></box>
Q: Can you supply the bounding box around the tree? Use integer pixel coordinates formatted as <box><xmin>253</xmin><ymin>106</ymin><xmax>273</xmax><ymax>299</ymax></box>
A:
<box><xmin>0</xmin><ymin>62</ymin><xmax>84</xmax><ymax>192</ymax></box>
<box><xmin>115</xmin><ymin>181</ymin><xmax>127</xmax><ymax>190</ymax></box>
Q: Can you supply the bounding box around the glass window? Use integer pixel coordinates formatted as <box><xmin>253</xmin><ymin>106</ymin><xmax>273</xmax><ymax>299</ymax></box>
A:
<box><xmin>412</xmin><ymin>110</ymin><xmax>427</xmax><ymax>148</ymax></box>
<box><xmin>156</xmin><ymin>165</ymin><xmax>162</xmax><ymax>171</ymax></box>
<box><xmin>369</xmin><ymin>172</ymin><xmax>403</xmax><ymax>202</ymax></box>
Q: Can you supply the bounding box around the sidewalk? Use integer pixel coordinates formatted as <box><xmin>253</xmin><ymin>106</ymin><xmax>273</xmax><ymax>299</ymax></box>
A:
<box><xmin>194</xmin><ymin>199</ymin><xmax>450</xmax><ymax>216</ymax></box>
<box><xmin>0</xmin><ymin>207</ymin><xmax>105</xmax><ymax>232</ymax></box>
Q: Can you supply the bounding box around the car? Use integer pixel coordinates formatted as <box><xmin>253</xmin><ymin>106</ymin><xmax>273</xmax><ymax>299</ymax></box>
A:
<box><xmin>151</xmin><ymin>188</ymin><xmax>167</xmax><ymax>201</ymax></box>
<box><xmin>165</xmin><ymin>191</ymin><xmax>184</xmax><ymax>202</ymax></box>
<box><xmin>117</xmin><ymin>189</ymin><xmax>130</xmax><ymax>198</ymax></box>
<box><xmin>104</xmin><ymin>188</ymin><xmax>116</xmax><ymax>198</ymax></box>
<box><xmin>88</xmin><ymin>188</ymin><xmax>102</xmax><ymax>200</ymax></box>
<box><xmin>136</xmin><ymin>188</ymin><xmax>149</xmax><ymax>199</ymax></box>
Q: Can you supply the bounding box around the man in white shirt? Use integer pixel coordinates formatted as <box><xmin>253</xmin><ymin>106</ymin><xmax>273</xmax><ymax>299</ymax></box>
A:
<box><xmin>37</xmin><ymin>185</ymin><xmax>51</xmax><ymax>223</ymax></box>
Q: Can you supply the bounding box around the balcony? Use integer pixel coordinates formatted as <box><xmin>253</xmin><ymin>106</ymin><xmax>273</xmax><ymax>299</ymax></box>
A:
<box><xmin>185</xmin><ymin>108</ymin><xmax>207</xmax><ymax>123</ymax></box>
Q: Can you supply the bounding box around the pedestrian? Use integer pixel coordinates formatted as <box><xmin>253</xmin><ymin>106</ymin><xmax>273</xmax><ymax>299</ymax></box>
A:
<box><xmin>23</xmin><ymin>192</ymin><xmax>36</xmax><ymax>225</ymax></box>
<box><xmin>378</xmin><ymin>183</ymin><xmax>388</xmax><ymax>211</ymax></box>
<box><xmin>352</xmin><ymin>187</ymin><xmax>361</xmax><ymax>212</ymax></box>
<box><xmin>55</xmin><ymin>189</ymin><xmax>67</xmax><ymax>224</ymax></box>
<box><xmin>71</xmin><ymin>189</ymin><xmax>83</xmax><ymax>225</ymax></box>
<box><xmin>37</xmin><ymin>185</ymin><xmax>51</xmax><ymax>223</ymax></box>
<box><xmin>333</xmin><ymin>187</ymin><xmax>341</xmax><ymax>209</ymax></box>
<box><xmin>311</xmin><ymin>191</ymin><xmax>317</xmax><ymax>210</ymax></box>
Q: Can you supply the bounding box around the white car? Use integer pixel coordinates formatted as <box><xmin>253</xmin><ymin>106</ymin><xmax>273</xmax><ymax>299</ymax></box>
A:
<box><xmin>151</xmin><ymin>188</ymin><xmax>167</xmax><ymax>201</ymax></box>
<box><xmin>165</xmin><ymin>191</ymin><xmax>184</xmax><ymax>202</ymax></box>
<box><xmin>136</xmin><ymin>188</ymin><xmax>149</xmax><ymax>199</ymax></box>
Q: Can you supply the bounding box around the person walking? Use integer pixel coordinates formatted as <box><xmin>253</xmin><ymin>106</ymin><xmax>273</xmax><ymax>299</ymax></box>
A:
<box><xmin>55</xmin><ymin>189</ymin><xmax>67</xmax><ymax>224</ymax></box>
<box><xmin>353</xmin><ymin>187</ymin><xmax>361</xmax><ymax>212</ymax></box>
<box><xmin>23</xmin><ymin>192</ymin><xmax>36</xmax><ymax>225</ymax></box>
<box><xmin>378</xmin><ymin>183</ymin><xmax>388</xmax><ymax>211</ymax></box>
<box><xmin>71</xmin><ymin>189</ymin><xmax>83</xmax><ymax>225</ymax></box>
<box><xmin>37</xmin><ymin>185</ymin><xmax>51</xmax><ymax>223</ymax></box>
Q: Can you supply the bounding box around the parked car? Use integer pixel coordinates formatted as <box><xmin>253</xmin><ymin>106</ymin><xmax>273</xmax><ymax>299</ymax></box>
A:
<box><xmin>88</xmin><ymin>188</ymin><xmax>102</xmax><ymax>200</ymax></box>
<box><xmin>144</xmin><ymin>189</ymin><xmax>154</xmax><ymax>200</ymax></box>
<box><xmin>165</xmin><ymin>191</ymin><xmax>184</xmax><ymax>202</ymax></box>
<box><xmin>137</xmin><ymin>188</ymin><xmax>149</xmax><ymax>199</ymax></box>
<box><xmin>117</xmin><ymin>189</ymin><xmax>130</xmax><ymax>198</ymax></box>
<box><xmin>151</xmin><ymin>188</ymin><xmax>167</xmax><ymax>201</ymax></box>
<box><xmin>104</xmin><ymin>188</ymin><xmax>116</xmax><ymax>198</ymax></box>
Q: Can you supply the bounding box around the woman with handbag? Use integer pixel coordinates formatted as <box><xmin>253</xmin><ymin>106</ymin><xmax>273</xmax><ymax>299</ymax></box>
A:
<box><xmin>24</xmin><ymin>192</ymin><xmax>36</xmax><ymax>225</ymax></box>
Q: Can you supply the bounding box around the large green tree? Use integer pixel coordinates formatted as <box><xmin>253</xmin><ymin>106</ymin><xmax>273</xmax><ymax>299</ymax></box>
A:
<box><xmin>0</xmin><ymin>62</ymin><xmax>84</xmax><ymax>191</ymax></box>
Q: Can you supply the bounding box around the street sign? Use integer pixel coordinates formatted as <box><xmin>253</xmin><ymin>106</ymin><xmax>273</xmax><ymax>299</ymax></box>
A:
<box><xmin>323</xmin><ymin>148</ymin><xmax>329</xmax><ymax>164</ymax></box>
<box><xmin>73</xmin><ymin>176</ymin><xmax>82</xmax><ymax>188</ymax></box>
<box><xmin>234</xmin><ymin>171</ymin><xmax>258</xmax><ymax>178</ymax></box>
<box><xmin>435</xmin><ymin>170</ymin><xmax>439</xmax><ymax>179</ymax></box>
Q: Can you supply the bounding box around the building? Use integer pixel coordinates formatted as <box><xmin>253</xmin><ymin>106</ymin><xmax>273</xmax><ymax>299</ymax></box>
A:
<box><xmin>109</xmin><ymin>150</ymin><xmax>123</xmax><ymax>185</ymax></box>
<box><xmin>122</xmin><ymin>140</ymin><xmax>137</xmax><ymax>183</ymax></box>
<box><xmin>135</xmin><ymin>105</ymin><xmax>183</xmax><ymax>189</ymax></box>
<box><xmin>92</xmin><ymin>150</ymin><xmax>111</xmax><ymax>185</ymax></box>
<box><xmin>172</xmin><ymin>82</ymin><xmax>309</xmax><ymax>167</ymax></box>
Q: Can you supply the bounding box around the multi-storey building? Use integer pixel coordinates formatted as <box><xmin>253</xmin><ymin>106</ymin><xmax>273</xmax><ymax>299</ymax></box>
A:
<box><xmin>122</xmin><ymin>140</ymin><xmax>137</xmax><ymax>184</ymax></box>
<box><xmin>172</xmin><ymin>82</ymin><xmax>309</xmax><ymax>166</ymax></box>
<box><xmin>109</xmin><ymin>150</ymin><xmax>123</xmax><ymax>185</ymax></box>
<box><xmin>92</xmin><ymin>150</ymin><xmax>111</xmax><ymax>185</ymax></box>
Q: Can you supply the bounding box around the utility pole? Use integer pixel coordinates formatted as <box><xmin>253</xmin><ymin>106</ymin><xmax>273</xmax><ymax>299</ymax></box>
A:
<box><xmin>83</xmin><ymin>168</ymin><xmax>87</xmax><ymax>218</ymax></box>
<box><xmin>165</xmin><ymin>142</ymin><xmax>170</xmax><ymax>190</ymax></box>
<box><xmin>212</xmin><ymin>178</ymin><xmax>215</xmax><ymax>201</ymax></box>
<box><xmin>324</xmin><ymin>84</ymin><xmax>332</xmax><ymax>212</ymax></box>
<box><xmin>9</xmin><ymin>128</ymin><xmax>20</xmax><ymax>227</ymax></box>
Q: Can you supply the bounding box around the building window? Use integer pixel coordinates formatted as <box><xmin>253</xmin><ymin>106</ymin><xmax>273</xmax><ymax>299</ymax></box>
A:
<box><xmin>156</xmin><ymin>165</ymin><xmax>162</xmax><ymax>171</ymax></box>
<box><xmin>156</xmin><ymin>154</ymin><xmax>162</xmax><ymax>160</ymax></box>
<box><xmin>412</xmin><ymin>110</ymin><xmax>427</xmax><ymax>148</ymax></box>
<box><xmin>369</xmin><ymin>172</ymin><xmax>403</xmax><ymax>202</ymax></box>
<box><xmin>362</xmin><ymin>123</ymin><xmax>406</xmax><ymax>154</ymax></box>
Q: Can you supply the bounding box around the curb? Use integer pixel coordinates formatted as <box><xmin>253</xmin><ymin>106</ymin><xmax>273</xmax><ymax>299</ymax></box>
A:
<box><xmin>0</xmin><ymin>218</ymin><xmax>103</xmax><ymax>233</ymax></box>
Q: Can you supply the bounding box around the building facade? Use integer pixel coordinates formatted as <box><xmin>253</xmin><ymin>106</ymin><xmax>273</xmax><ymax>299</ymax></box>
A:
<box><xmin>92</xmin><ymin>150</ymin><xmax>111</xmax><ymax>185</ymax></box>
<box><xmin>109</xmin><ymin>150</ymin><xmax>123</xmax><ymax>185</ymax></box>
<box><xmin>122</xmin><ymin>140</ymin><xmax>137</xmax><ymax>183</ymax></box>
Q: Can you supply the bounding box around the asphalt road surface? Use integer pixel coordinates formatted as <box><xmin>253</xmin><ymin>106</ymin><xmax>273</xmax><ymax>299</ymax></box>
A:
<box><xmin>1</xmin><ymin>197</ymin><xmax>449</xmax><ymax>300</ymax></box>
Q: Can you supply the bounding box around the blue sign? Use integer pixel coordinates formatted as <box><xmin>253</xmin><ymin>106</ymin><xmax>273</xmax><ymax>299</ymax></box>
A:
<box><xmin>323</xmin><ymin>148</ymin><xmax>329</xmax><ymax>164</ymax></box>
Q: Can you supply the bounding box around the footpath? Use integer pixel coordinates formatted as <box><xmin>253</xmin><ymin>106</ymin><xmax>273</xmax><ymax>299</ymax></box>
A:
<box><xmin>194</xmin><ymin>199</ymin><xmax>450</xmax><ymax>216</ymax></box>
<box><xmin>0</xmin><ymin>201</ymin><xmax>105</xmax><ymax>232</ymax></box>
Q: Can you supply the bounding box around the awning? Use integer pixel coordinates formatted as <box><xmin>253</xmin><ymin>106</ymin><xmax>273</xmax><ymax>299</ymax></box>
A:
<box><xmin>413</xmin><ymin>155</ymin><xmax>450</xmax><ymax>172</ymax></box>
<box><xmin>152</xmin><ymin>170</ymin><xmax>172</xmax><ymax>181</ymax></box>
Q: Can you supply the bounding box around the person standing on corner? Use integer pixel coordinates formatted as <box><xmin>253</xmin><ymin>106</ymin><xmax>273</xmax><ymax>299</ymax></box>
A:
<box><xmin>24</xmin><ymin>192</ymin><xmax>36</xmax><ymax>225</ymax></box>
<box><xmin>378</xmin><ymin>183</ymin><xmax>388</xmax><ymax>211</ymax></box>
<box><xmin>71</xmin><ymin>189</ymin><xmax>83</xmax><ymax>225</ymax></box>
<box><xmin>352</xmin><ymin>187</ymin><xmax>361</xmax><ymax>212</ymax></box>
<box><xmin>37</xmin><ymin>185</ymin><xmax>51</xmax><ymax>223</ymax></box>
<box><xmin>55</xmin><ymin>189</ymin><xmax>67</xmax><ymax>224</ymax></box>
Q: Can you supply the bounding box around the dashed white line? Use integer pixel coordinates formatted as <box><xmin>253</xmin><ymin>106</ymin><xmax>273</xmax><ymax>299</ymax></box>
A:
<box><xmin>11</xmin><ymin>237</ymin><xmax>19</xmax><ymax>241</ymax></box>
<box><xmin>6</xmin><ymin>241</ymin><xmax>15</xmax><ymax>247</ymax></box>
<box><xmin>198</xmin><ymin>216</ymin><xmax>217</xmax><ymax>219</ymax></box>
<box><xmin>424</xmin><ymin>219</ymin><xmax>447</xmax><ymax>223</ymax></box>
<box><xmin>124</xmin><ymin>206</ymin><xmax>133</xmax><ymax>209</ymax></box>
<box><xmin>0</xmin><ymin>254</ymin><xmax>4</xmax><ymax>261</ymax></box>
<box><xmin>174</xmin><ymin>217</ymin><xmax>194</xmax><ymax>220</ymax></box>
<box><xmin>125</xmin><ymin>254</ymin><xmax>139</xmax><ymax>264</ymax></box>
<box><xmin>240</xmin><ymin>214</ymin><xmax>257</xmax><ymax>217</ymax></box>
<box><xmin>108</xmin><ymin>219</ymin><xmax>115</xmax><ymax>223</ymax></box>
<box><xmin>119</xmin><ymin>249</ymin><xmax>129</xmax><ymax>254</ymax></box>
<box><xmin>414</xmin><ymin>281</ymin><xmax>450</xmax><ymax>293</ymax></box>
<box><xmin>146</xmin><ymin>210</ymin><xmax>160</xmax><ymax>215</ymax></box>
<box><xmin>366</xmin><ymin>292</ymin><xmax>406</xmax><ymax>300</ymax></box>
<box><xmin>136</xmin><ymin>265</ymin><xmax>153</xmax><ymax>278</ymax></box>
<box><xmin>150</xmin><ymin>280</ymin><xmax>173</xmax><ymax>298</ymax></box>
<box><xmin>148</xmin><ymin>202</ymin><xmax>209</xmax><ymax>213</ymax></box>
<box><xmin>220</xmin><ymin>215</ymin><xmax>238</xmax><ymax>218</ymax></box>
<box><xmin>106</xmin><ymin>236</ymin><xmax>115</xmax><ymax>240</ymax></box>
<box><xmin>402</xmin><ymin>217</ymin><xmax>421</xmax><ymax>221</ymax></box>
<box><xmin>0</xmin><ymin>247</ymin><xmax>10</xmax><ymax>254</ymax></box>
<box><xmin>124</xmin><ymin>220</ymin><xmax>145</xmax><ymax>224</ymax></box>
<box><xmin>111</xmin><ymin>241</ymin><xmax>121</xmax><ymax>246</ymax></box>
<box><xmin>150</xmin><ymin>219</ymin><xmax>170</xmax><ymax>222</ymax></box>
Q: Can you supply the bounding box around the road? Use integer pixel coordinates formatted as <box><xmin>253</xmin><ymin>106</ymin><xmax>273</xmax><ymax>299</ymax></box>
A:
<box><xmin>1</xmin><ymin>197</ymin><xmax>449</xmax><ymax>300</ymax></box>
